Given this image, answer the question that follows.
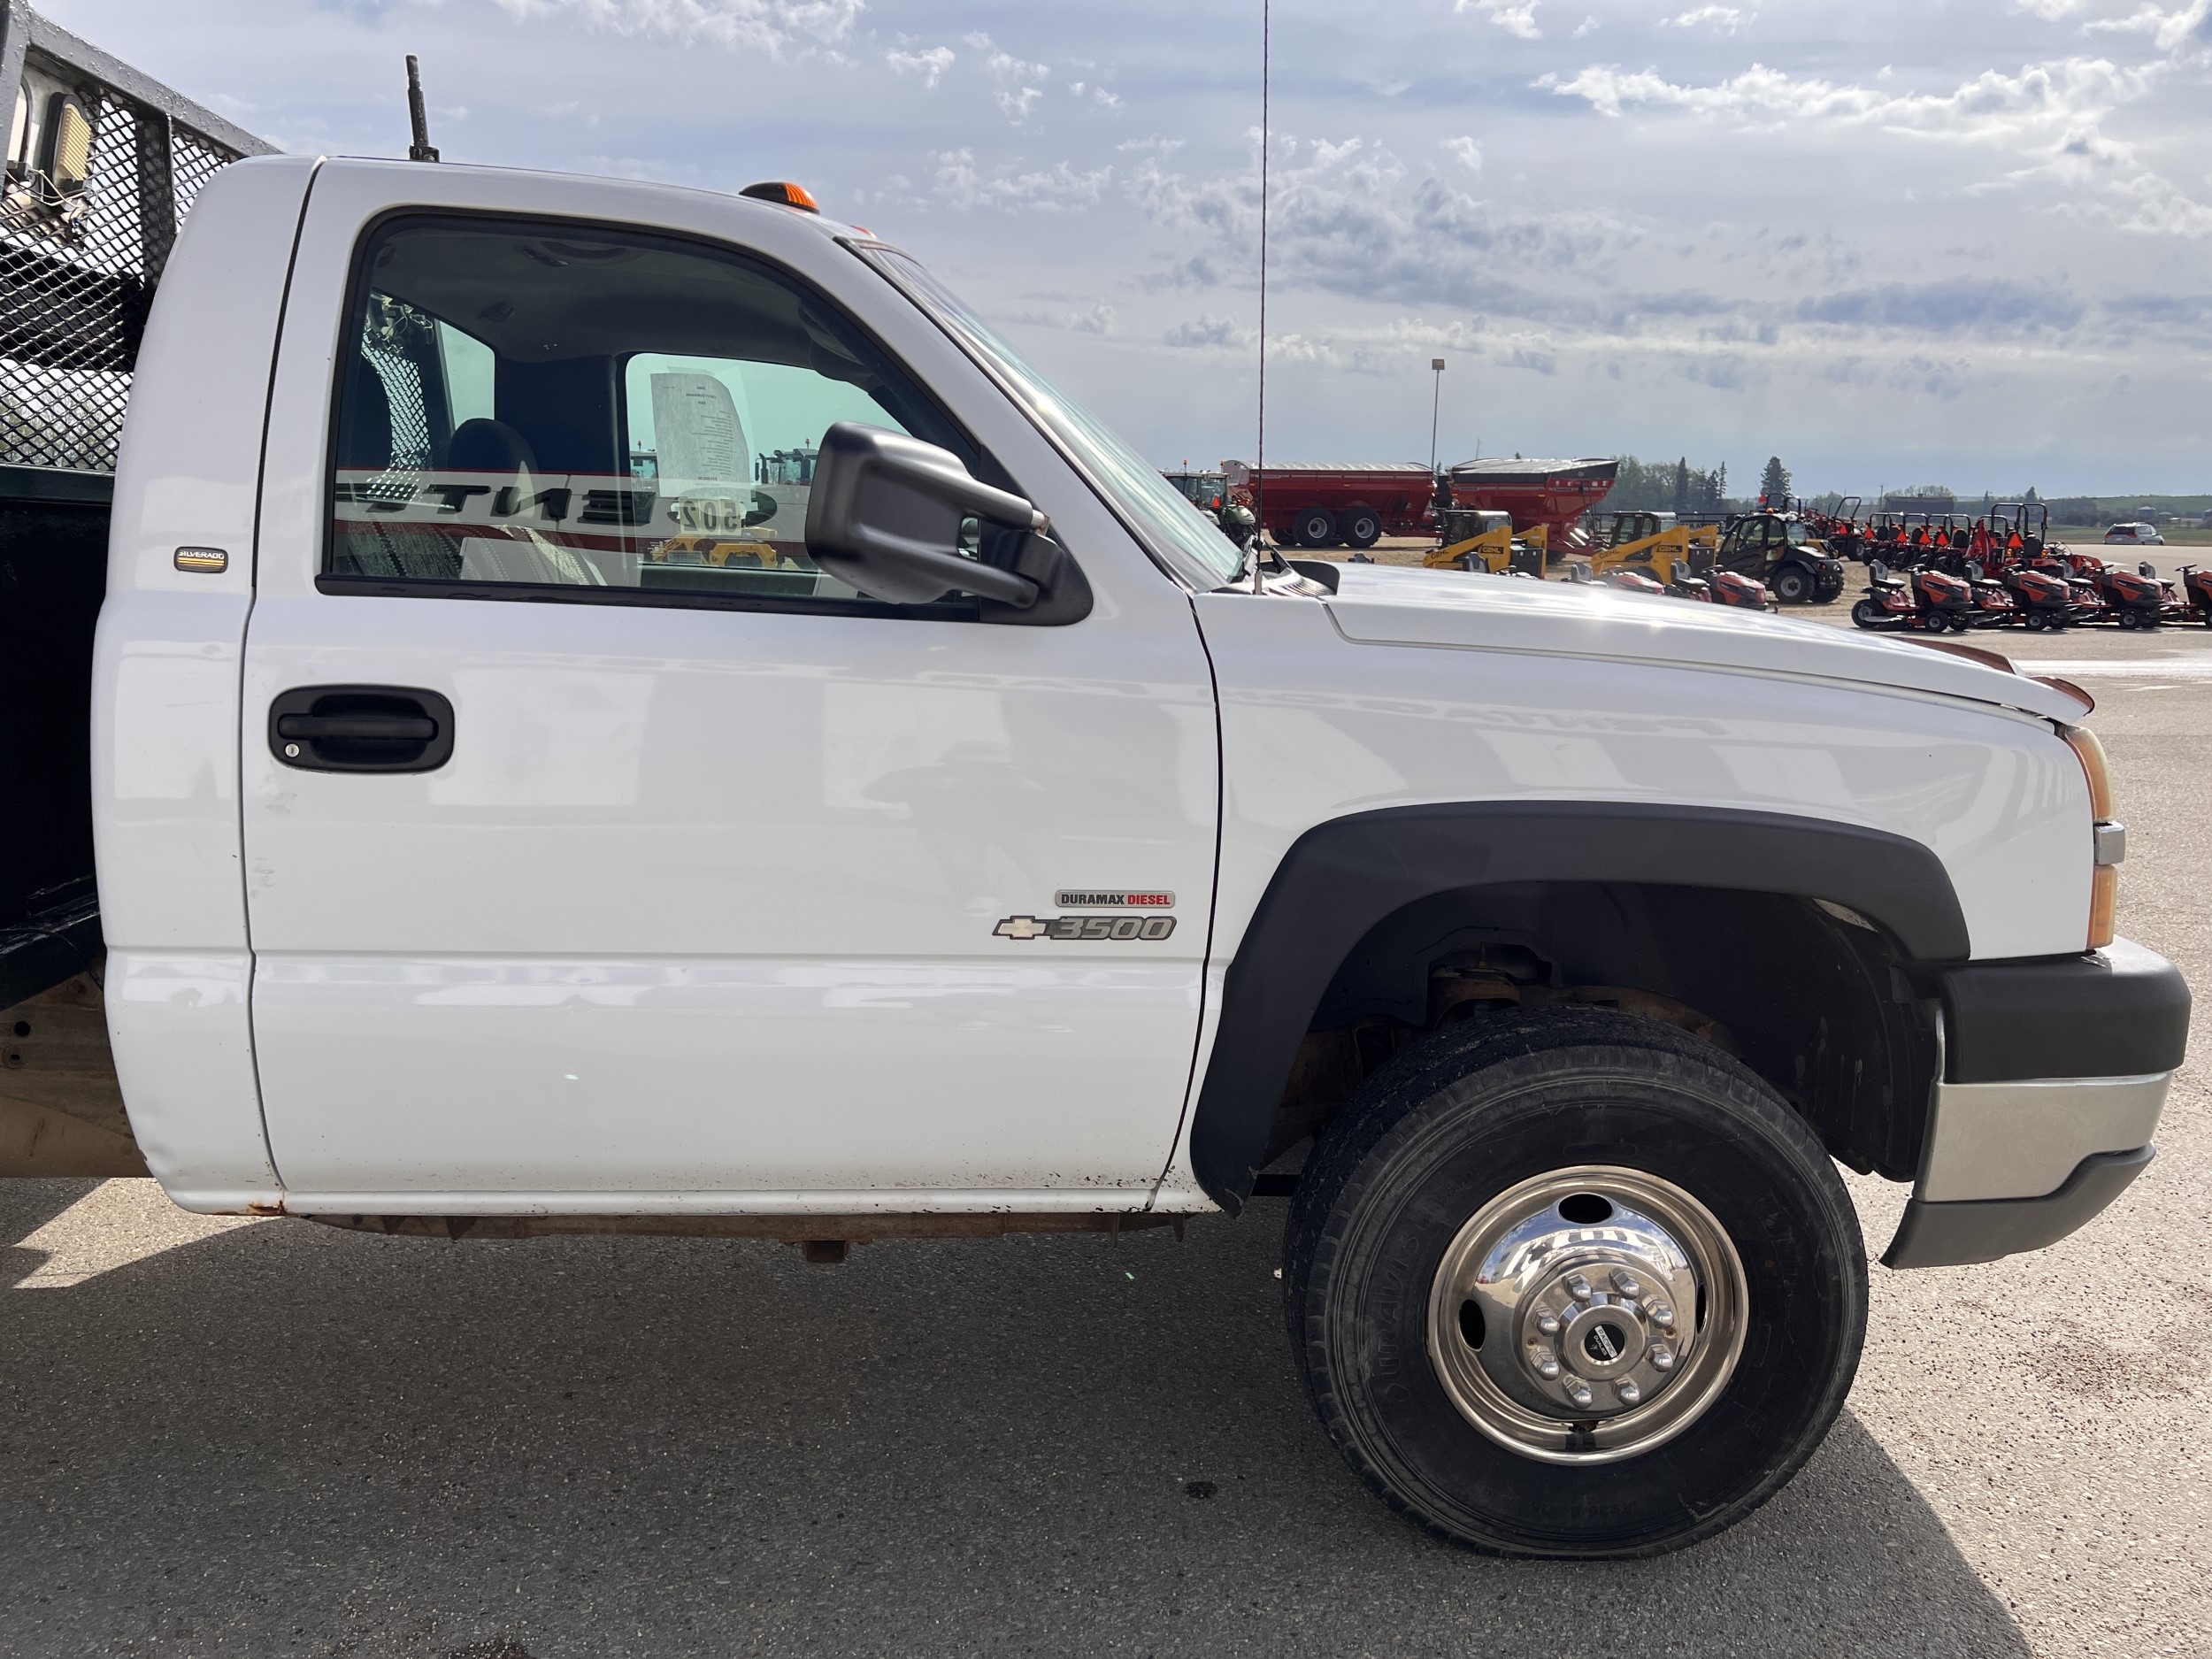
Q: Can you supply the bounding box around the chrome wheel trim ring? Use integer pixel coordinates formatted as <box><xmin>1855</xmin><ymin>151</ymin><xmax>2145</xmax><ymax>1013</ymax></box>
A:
<box><xmin>1425</xmin><ymin>1164</ymin><xmax>1749</xmax><ymax>1466</ymax></box>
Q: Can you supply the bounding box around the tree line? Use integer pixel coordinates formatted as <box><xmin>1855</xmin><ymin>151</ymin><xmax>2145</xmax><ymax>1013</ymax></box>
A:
<box><xmin>1597</xmin><ymin>456</ymin><xmax>1732</xmax><ymax>515</ymax></box>
<box><xmin>1598</xmin><ymin>458</ymin><xmax>2119</xmax><ymax>526</ymax></box>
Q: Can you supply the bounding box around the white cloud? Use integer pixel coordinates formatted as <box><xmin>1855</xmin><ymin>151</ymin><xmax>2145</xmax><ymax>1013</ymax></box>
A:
<box><xmin>2084</xmin><ymin>0</ymin><xmax>2212</xmax><ymax>50</ymax></box>
<box><xmin>933</xmin><ymin>149</ymin><xmax>1110</xmax><ymax>211</ymax></box>
<box><xmin>1445</xmin><ymin>134</ymin><xmax>1484</xmax><ymax>173</ymax></box>
<box><xmin>1012</xmin><ymin>303</ymin><xmax>1118</xmax><ymax>334</ymax></box>
<box><xmin>887</xmin><ymin>45</ymin><xmax>955</xmax><ymax>89</ymax></box>
<box><xmin>488</xmin><ymin>0</ymin><xmax>864</xmax><ymax>55</ymax></box>
<box><xmin>1571</xmin><ymin>14</ymin><xmax>1600</xmax><ymax>36</ymax></box>
<box><xmin>964</xmin><ymin>35</ymin><xmax>1050</xmax><ymax>123</ymax></box>
<box><xmin>1540</xmin><ymin>57</ymin><xmax>2147</xmax><ymax>133</ymax></box>
<box><xmin>1164</xmin><ymin>314</ymin><xmax>1252</xmax><ymax>350</ymax></box>
<box><xmin>2015</xmin><ymin>0</ymin><xmax>2085</xmax><ymax>14</ymax></box>
<box><xmin>1540</xmin><ymin>52</ymin><xmax>2212</xmax><ymax>234</ymax></box>
<box><xmin>1456</xmin><ymin>0</ymin><xmax>1542</xmax><ymax>41</ymax></box>
<box><xmin>1661</xmin><ymin>6</ymin><xmax>1748</xmax><ymax>31</ymax></box>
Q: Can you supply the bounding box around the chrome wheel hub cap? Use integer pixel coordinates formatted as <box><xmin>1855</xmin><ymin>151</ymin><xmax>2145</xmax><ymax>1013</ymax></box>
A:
<box><xmin>1426</xmin><ymin>1166</ymin><xmax>1747</xmax><ymax>1464</ymax></box>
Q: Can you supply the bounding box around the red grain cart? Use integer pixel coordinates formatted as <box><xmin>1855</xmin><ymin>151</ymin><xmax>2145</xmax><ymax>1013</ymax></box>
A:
<box><xmin>1445</xmin><ymin>457</ymin><xmax>1621</xmax><ymax>546</ymax></box>
<box><xmin>1221</xmin><ymin>460</ymin><xmax>1436</xmax><ymax>549</ymax></box>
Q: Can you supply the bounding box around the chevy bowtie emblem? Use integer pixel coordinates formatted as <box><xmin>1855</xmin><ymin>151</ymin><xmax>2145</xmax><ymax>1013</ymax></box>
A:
<box><xmin>994</xmin><ymin>916</ymin><xmax>1053</xmax><ymax>941</ymax></box>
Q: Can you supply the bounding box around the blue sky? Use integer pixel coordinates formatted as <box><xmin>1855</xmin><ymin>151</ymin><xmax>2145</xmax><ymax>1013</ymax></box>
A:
<box><xmin>47</xmin><ymin>0</ymin><xmax>2212</xmax><ymax>495</ymax></box>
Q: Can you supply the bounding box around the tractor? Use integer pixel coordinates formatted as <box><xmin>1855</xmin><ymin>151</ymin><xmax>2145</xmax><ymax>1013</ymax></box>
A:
<box><xmin>1705</xmin><ymin>511</ymin><xmax>1847</xmax><ymax>604</ymax></box>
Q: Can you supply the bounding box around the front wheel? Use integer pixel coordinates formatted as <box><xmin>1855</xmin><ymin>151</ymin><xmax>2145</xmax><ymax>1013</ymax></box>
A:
<box><xmin>1341</xmin><ymin>509</ymin><xmax>1383</xmax><ymax>549</ymax></box>
<box><xmin>1770</xmin><ymin>565</ymin><xmax>1812</xmax><ymax>604</ymax></box>
<box><xmin>1286</xmin><ymin>1009</ymin><xmax>1866</xmax><ymax>1558</ymax></box>
<box><xmin>1850</xmin><ymin>598</ymin><xmax>1887</xmax><ymax>629</ymax></box>
<box><xmin>1293</xmin><ymin>508</ymin><xmax>1338</xmax><ymax>549</ymax></box>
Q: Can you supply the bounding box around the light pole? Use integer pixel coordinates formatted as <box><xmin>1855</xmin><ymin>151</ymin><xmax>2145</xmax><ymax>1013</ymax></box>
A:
<box><xmin>1428</xmin><ymin>357</ymin><xmax>1446</xmax><ymax>475</ymax></box>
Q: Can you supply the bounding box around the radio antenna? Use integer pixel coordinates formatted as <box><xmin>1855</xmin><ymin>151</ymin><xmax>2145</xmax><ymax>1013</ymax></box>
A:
<box><xmin>1249</xmin><ymin>0</ymin><xmax>1271</xmax><ymax>576</ymax></box>
<box><xmin>405</xmin><ymin>56</ymin><xmax>440</xmax><ymax>163</ymax></box>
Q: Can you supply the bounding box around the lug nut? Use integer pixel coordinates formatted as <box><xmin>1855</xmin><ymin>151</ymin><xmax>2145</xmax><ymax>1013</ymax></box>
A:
<box><xmin>1647</xmin><ymin>1301</ymin><xmax>1675</xmax><ymax>1330</ymax></box>
<box><xmin>1650</xmin><ymin>1345</ymin><xmax>1676</xmax><ymax>1372</ymax></box>
<box><xmin>1610</xmin><ymin>1268</ymin><xmax>1644</xmax><ymax>1300</ymax></box>
<box><xmin>1566</xmin><ymin>1274</ymin><xmax>1594</xmax><ymax>1302</ymax></box>
<box><xmin>1535</xmin><ymin>1310</ymin><xmax>1562</xmax><ymax>1336</ymax></box>
<box><xmin>1531</xmin><ymin>1346</ymin><xmax>1561</xmax><ymax>1380</ymax></box>
<box><xmin>1615</xmin><ymin>1379</ymin><xmax>1642</xmax><ymax>1406</ymax></box>
<box><xmin>1565</xmin><ymin>1381</ymin><xmax>1594</xmax><ymax>1409</ymax></box>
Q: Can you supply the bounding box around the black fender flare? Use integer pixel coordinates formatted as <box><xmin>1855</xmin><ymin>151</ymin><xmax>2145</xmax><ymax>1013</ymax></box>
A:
<box><xmin>1187</xmin><ymin>801</ymin><xmax>1969</xmax><ymax>1210</ymax></box>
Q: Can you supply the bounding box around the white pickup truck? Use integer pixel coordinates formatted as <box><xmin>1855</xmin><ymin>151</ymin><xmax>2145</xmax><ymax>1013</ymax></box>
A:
<box><xmin>2</xmin><ymin>154</ymin><xmax>2188</xmax><ymax>1559</ymax></box>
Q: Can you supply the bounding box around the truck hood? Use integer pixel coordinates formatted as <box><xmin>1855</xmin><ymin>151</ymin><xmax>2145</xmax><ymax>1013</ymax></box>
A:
<box><xmin>1319</xmin><ymin>564</ymin><xmax>2090</xmax><ymax>722</ymax></box>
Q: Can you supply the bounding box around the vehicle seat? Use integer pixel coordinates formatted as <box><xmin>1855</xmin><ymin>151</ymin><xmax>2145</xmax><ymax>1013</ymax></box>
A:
<box><xmin>447</xmin><ymin>418</ymin><xmax>606</xmax><ymax>588</ymax></box>
<box><xmin>449</xmin><ymin>417</ymin><xmax>538</xmax><ymax>480</ymax></box>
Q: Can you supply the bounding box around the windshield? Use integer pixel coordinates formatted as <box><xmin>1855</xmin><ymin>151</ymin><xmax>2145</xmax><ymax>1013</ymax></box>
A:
<box><xmin>855</xmin><ymin>245</ymin><xmax>1247</xmax><ymax>588</ymax></box>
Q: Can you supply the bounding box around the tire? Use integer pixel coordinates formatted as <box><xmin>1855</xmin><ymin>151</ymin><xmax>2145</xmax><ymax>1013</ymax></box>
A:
<box><xmin>1285</xmin><ymin>1008</ymin><xmax>1865</xmax><ymax>1559</ymax></box>
<box><xmin>1770</xmin><ymin>565</ymin><xmax>1812</xmax><ymax>604</ymax></box>
<box><xmin>2118</xmin><ymin>608</ymin><xmax>2141</xmax><ymax>630</ymax></box>
<box><xmin>1294</xmin><ymin>508</ymin><xmax>1338</xmax><ymax>549</ymax></box>
<box><xmin>1341</xmin><ymin>509</ymin><xmax>1383</xmax><ymax>549</ymax></box>
<box><xmin>2024</xmin><ymin>611</ymin><xmax>2048</xmax><ymax>632</ymax></box>
<box><xmin>1948</xmin><ymin>612</ymin><xmax>1971</xmax><ymax>631</ymax></box>
<box><xmin>1850</xmin><ymin>598</ymin><xmax>1886</xmax><ymax>629</ymax></box>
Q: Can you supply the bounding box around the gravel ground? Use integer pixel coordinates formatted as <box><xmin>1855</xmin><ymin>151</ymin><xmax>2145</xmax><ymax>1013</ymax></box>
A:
<box><xmin>2</xmin><ymin>605</ymin><xmax>2205</xmax><ymax>1659</ymax></box>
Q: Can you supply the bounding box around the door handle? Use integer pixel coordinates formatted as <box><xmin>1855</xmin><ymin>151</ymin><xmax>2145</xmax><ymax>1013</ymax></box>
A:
<box><xmin>274</xmin><ymin>714</ymin><xmax>436</xmax><ymax>742</ymax></box>
<box><xmin>269</xmin><ymin>686</ymin><xmax>455</xmax><ymax>773</ymax></box>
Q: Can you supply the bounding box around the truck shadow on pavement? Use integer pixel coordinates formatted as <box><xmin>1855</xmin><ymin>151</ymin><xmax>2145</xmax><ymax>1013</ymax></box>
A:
<box><xmin>0</xmin><ymin>1181</ymin><xmax>2031</xmax><ymax>1659</ymax></box>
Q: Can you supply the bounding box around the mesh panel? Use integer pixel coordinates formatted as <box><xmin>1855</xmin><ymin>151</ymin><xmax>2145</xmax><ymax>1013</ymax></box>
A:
<box><xmin>0</xmin><ymin>78</ymin><xmax>246</xmax><ymax>473</ymax></box>
<box><xmin>170</xmin><ymin>125</ymin><xmax>231</xmax><ymax>224</ymax></box>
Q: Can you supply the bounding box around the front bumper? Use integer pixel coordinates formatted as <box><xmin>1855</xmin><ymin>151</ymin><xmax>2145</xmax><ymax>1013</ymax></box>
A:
<box><xmin>1884</xmin><ymin>938</ymin><xmax>2190</xmax><ymax>1269</ymax></box>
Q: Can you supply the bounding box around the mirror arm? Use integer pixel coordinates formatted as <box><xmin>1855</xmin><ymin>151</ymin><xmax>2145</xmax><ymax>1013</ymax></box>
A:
<box><xmin>847</xmin><ymin>532</ymin><xmax>1037</xmax><ymax>606</ymax></box>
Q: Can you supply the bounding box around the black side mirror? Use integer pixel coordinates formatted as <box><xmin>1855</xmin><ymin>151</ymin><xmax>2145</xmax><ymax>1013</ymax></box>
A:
<box><xmin>805</xmin><ymin>422</ymin><xmax>1072</xmax><ymax>612</ymax></box>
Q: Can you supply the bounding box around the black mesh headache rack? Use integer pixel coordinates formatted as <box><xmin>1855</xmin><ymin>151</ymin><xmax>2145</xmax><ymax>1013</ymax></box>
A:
<box><xmin>0</xmin><ymin>3</ymin><xmax>273</xmax><ymax>1005</ymax></box>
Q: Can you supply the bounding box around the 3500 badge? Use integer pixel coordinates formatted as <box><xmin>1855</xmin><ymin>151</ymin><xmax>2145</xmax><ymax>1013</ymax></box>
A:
<box><xmin>993</xmin><ymin>913</ymin><xmax>1177</xmax><ymax>941</ymax></box>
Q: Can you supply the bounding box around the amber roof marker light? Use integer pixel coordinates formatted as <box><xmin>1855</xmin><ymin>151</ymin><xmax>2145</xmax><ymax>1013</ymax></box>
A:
<box><xmin>741</xmin><ymin>180</ymin><xmax>821</xmax><ymax>212</ymax></box>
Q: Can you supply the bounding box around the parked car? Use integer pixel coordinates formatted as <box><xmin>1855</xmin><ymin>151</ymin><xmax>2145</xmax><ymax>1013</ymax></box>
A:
<box><xmin>2104</xmin><ymin>521</ymin><xmax>2166</xmax><ymax>545</ymax></box>
<box><xmin>2</xmin><ymin>153</ymin><xmax>2189</xmax><ymax>1563</ymax></box>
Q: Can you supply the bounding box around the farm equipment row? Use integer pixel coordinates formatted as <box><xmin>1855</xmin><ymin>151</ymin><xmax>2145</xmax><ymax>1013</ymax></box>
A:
<box><xmin>1425</xmin><ymin>505</ymin><xmax>1845</xmax><ymax>607</ymax></box>
<box><xmin>1162</xmin><ymin>464</ymin><xmax>2208</xmax><ymax>626</ymax></box>
<box><xmin>1835</xmin><ymin>503</ymin><xmax>2210</xmax><ymax>632</ymax></box>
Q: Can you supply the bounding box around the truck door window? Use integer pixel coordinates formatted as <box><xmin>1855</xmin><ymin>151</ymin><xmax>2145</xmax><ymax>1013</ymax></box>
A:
<box><xmin>326</xmin><ymin>214</ymin><xmax>987</xmax><ymax>617</ymax></box>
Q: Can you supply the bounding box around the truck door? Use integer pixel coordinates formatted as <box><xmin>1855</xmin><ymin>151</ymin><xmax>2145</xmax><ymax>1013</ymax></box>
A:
<box><xmin>239</xmin><ymin>181</ymin><xmax>1217</xmax><ymax>1207</ymax></box>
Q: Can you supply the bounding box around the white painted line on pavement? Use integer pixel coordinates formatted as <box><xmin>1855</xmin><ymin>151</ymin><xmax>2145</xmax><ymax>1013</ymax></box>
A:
<box><xmin>2014</xmin><ymin>658</ymin><xmax>2212</xmax><ymax>679</ymax></box>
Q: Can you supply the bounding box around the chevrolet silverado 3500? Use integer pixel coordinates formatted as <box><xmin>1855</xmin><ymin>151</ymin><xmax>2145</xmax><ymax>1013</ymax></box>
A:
<box><xmin>2</xmin><ymin>154</ymin><xmax>2189</xmax><ymax>1558</ymax></box>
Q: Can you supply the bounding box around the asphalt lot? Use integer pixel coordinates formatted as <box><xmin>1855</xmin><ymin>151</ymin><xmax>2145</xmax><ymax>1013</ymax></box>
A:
<box><xmin>3</xmin><ymin>594</ymin><xmax>2207</xmax><ymax>1658</ymax></box>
